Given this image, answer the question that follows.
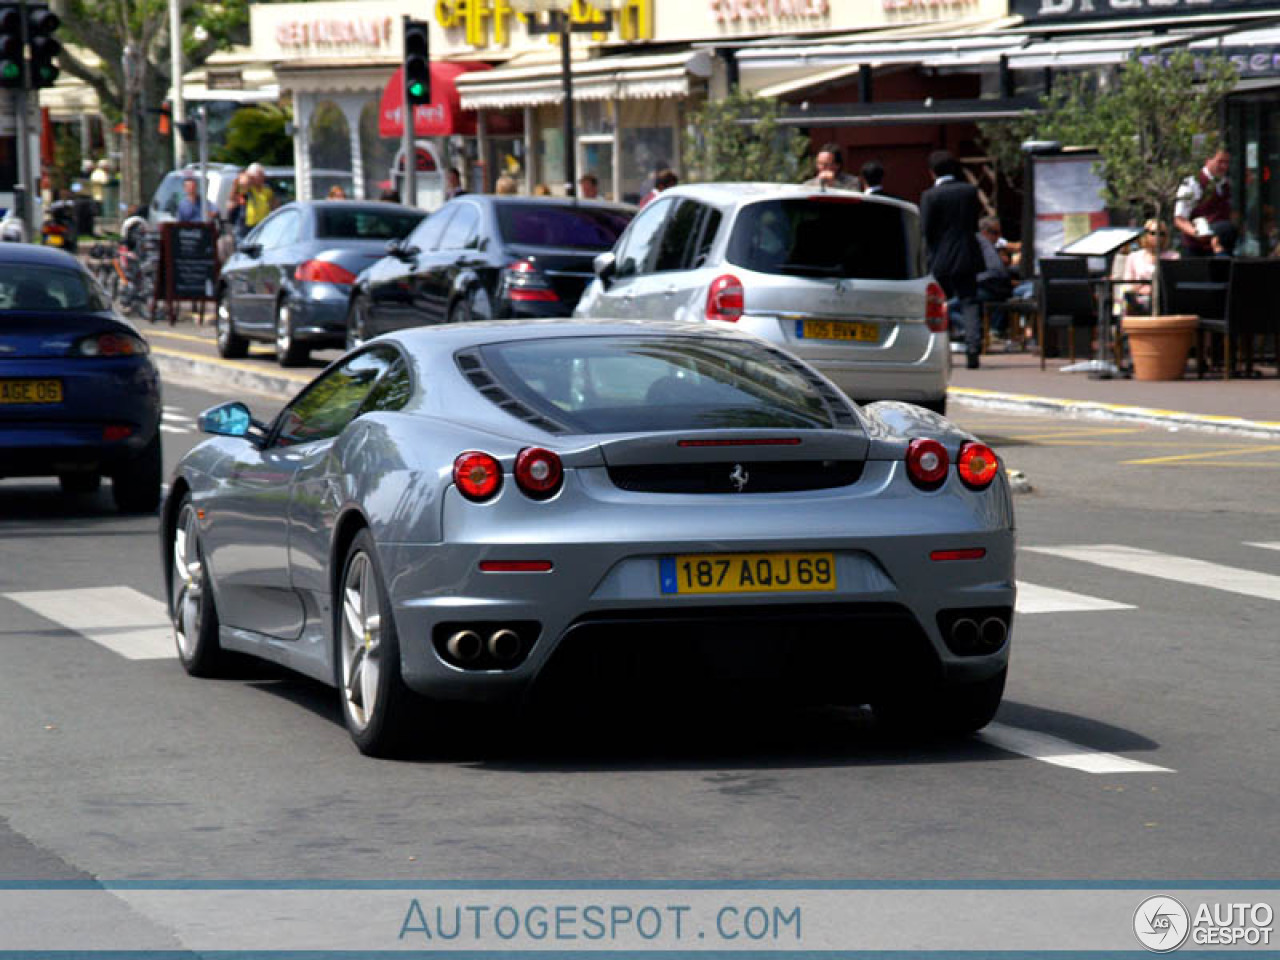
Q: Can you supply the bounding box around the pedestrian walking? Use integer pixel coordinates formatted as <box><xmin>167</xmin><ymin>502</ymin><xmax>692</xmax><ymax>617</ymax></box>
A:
<box><xmin>638</xmin><ymin>169</ymin><xmax>677</xmax><ymax>209</ymax></box>
<box><xmin>920</xmin><ymin>150</ymin><xmax>984</xmax><ymax>369</ymax></box>
<box><xmin>860</xmin><ymin>159</ymin><xmax>889</xmax><ymax>196</ymax></box>
<box><xmin>578</xmin><ymin>173</ymin><xmax>600</xmax><ymax>199</ymax></box>
<box><xmin>803</xmin><ymin>143</ymin><xmax>859</xmax><ymax>190</ymax></box>
<box><xmin>495</xmin><ymin>175</ymin><xmax>519</xmax><ymax>195</ymax></box>
<box><xmin>243</xmin><ymin>162</ymin><xmax>274</xmax><ymax>231</ymax></box>
<box><xmin>175</xmin><ymin>176</ymin><xmax>205</xmax><ymax>222</ymax></box>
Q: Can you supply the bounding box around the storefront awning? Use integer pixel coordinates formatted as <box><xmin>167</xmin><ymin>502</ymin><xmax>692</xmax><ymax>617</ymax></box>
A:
<box><xmin>379</xmin><ymin>62</ymin><xmax>491</xmax><ymax>138</ymax></box>
<box><xmin>457</xmin><ymin>50</ymin><xmax>712</xmax><ymax>111</ymax></box>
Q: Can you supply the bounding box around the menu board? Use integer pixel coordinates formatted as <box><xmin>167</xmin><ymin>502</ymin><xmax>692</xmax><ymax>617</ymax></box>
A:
<box><xmin>166</xmin><ymin>222</ymin><xmax>218</xmax><ymax>299</ymax></box>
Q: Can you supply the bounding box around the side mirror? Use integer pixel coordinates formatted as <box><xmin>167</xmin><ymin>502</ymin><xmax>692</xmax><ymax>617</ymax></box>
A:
<box><xmin>385</xmin><ymin>238</ymin><xmax>403</xmax><ymax>257</ymax></box>
<box><xmin>199</xmin><ymin>401</ymin><xmax>253</xmax><ymax>438</ymax></box>
<box><xmin>593</xmin><ymin>250</ymin><xmax>617</xmax><ymax>288</ymax></box>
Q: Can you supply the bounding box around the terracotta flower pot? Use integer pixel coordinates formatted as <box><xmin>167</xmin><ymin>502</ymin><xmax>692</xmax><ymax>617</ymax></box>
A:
<box><xmin>1123</xmin><ymin>314</ymin><xmax>1198</xmax><ymax>381</ymax></box>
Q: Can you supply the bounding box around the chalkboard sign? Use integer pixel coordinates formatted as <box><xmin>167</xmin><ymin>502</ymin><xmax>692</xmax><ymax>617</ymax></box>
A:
<box><xmin>153</xmin><ymin>221</ymin><xmax>219</xmax><ymax>325</ymax></box>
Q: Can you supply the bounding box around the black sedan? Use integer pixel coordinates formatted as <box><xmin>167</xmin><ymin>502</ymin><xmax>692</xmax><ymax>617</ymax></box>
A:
<box><xmin>216</xmin><ymin>201</ymin><xmax>425</xmax><ymax>366</ymax></box>
<box><xmin>0</xmin><ymin>245</ymin><xmax>162</xmax><ymax>512</ymax></box>
<box><xmin>345</xmin><ymin>195</ymin><xmax>632</xmax><ymax>348</ymax></box>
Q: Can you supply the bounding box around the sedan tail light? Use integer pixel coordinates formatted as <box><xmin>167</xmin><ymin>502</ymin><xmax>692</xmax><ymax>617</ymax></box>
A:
<box><xmin>957</xmin><ymin>442</ymin><xmax>999</xmax><ymax>489</ymax></box>
<box><xmin>906</xmin><ymin>438</ymin><xmax>949</xmax><ymax>490</ymax></box>
<box><xmin>925</xmin><ymin>281</ymin><xmax>949</xmax><ymax>333</ymax></box>
<box><xmin>74</xmin><ymin>332</ymin><xmax>149</xmax><ymax>357</ymax></box>
<box><xmin>502</xmin><ymin>259</ymin><xmax>559</xmax><ymax>303</ymax></box>
<box><xmin>706</xmin><ymin>274</ymin><xmax>744</xmax><ymax>322</ymax></box>
<box><xmin>514</xmin><ymin>447</ymin><xmax>563</xmax><ymax>499</ymax></box>
<box><xmin>295</xmin><ymin>260</ymin><xmax>358</xmax><ymax>284</ymax></box>
<box><xmin>453</xmin><ymin>452</ymin><xmax>503</xmax><ymax>502</ymax></box>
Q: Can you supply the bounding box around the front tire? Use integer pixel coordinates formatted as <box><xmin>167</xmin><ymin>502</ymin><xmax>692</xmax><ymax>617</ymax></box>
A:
<box><xmin>112</xmin><ymin>433</ymin><xmax>162</xmax><ymax>514</ymax></box>
<box><xmin>275</xmin><ymin>301</ymin><xmax>309</xmax><ymax>367</ymax></box>
<box><xmin>215</xmin><ymin>291</ymin><xmax>248</xmax><ymax>359</ymax></box>
<box><xmin>171</xmin><ymin>496</ymin><xmax>225</xmax><ymax>677</ymax></box>
<box><xmin>337</xmin><ymin>530</ymin><xmax>419</xmax><ymax>756</ymax></box>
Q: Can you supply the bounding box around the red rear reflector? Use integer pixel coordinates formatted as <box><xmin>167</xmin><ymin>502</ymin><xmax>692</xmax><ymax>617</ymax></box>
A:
<box><xmin>453</xmin><ymin>451</ymin><xmax>502</xmax><ymax>501</ymax></box>
<box><xmin>706</xmin><ymin>274</ymin><xmax>744</xmax><ymax>322</ymax></box>
<box><xmin>479</xmin><ymin>561</ymin><xmax>554</xmax><ymax>573</ymax></box>
<box><xmin>678</xmin><ymin>438</ymin><xmax>801</xmax><ymax>447</ymax></box>
<box><xmin>931</xmin><ymin>548</ymin><xmax>987</xmax><ymax>562</ymax></box>
<box><xmin>925</xmin><ymin>281</ymin><xmax>949</xmax><ymax>333</ymax></box>
<box><xmin>508</xmin><ymin>288</ymin><xmax>559</xmax><ymax>302</ymax></box>
<box><xmin>295</xmin><ymin>260</ymin><xmax>358</xmax><ymax>284</ymax></box>
<box><xmin>906</xmin><ymin>437</ymin><xmax>949</xmax><ymax>489</ymax></box>
<box><xmin>958</xmin><ymin>442</ymin><xmax>999</xmax><ymax>489</ymax></box>
<box><xmin>103</xmin><ymin>425</ymin><xmax>134</xmax><ymax>442</ymax></box>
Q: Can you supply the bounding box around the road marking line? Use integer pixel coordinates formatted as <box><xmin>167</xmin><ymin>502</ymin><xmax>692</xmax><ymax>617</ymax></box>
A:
<box><xmin>161</xmin><ymin>410</ymin><xmax>190</xmax><ymax>422</ymax></box>
<box><xmin>160</xmin><ymin>425</ymin><xmax>190</xmax><ymax>434</ymax></box>
<box><xmin>1015</xmin><ymin>581</ymin><xmax>1135</xmax><ymax>614</ymax></box>
<box><xmin>3</xmin><ymin>587</ymin><xmax>173</xmax><ymax>661</ymax></box>
<box><xmin>979</xmin><ymin>723</ymin><xmax>1174</xmax><ymax>774</ymax></box>
<box><xmin>1024</xmin><ymin>544</ymin><xmax>1280</xmax><ymax>603</ymax></box>
<box><xmin>1248</xmin><ymin>542</ymin><xmax>1280</xmax><ymax>552</ymax></box>
<box><xmin>1122</xmin><ymin>444</ymin><xmax>1280</xmax><ymax>465</ymax></box>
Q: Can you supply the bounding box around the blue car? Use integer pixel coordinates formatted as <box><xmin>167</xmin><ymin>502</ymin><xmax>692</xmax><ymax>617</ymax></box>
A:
<box><xmin>0</xmin><ymin>244</ymin><xmax>162</xmax><ymax>512</ymax></box>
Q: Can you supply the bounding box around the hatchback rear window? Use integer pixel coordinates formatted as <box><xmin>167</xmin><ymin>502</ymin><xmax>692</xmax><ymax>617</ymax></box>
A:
<box><xmin>727</xmin><ymin>197</ymin><xmax>921</xmax><ymax>280</ymax></box>
<box><xmin>496</xmin><ymin>204</ymin><xmax>632</xmax><ymax>250</ymax></box>
<box><xmin>476</xmin><ymin>336</ymin><xmax>834</xmax><ymax>433</ymax></box>
<box><xmin>316</xmin><ymin>207</ymin><xmax>425</xmax><ymax>240</ymax></box>
<box><xmin>0</xmin><ymin>267</ymin><xmax>108</xmax><ymax>313</ymax></box>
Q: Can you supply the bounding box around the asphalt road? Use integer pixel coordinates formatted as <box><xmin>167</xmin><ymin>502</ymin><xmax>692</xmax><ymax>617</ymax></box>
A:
<box><xmin>2</xmin><ymin>374</ymin><xmax>1278</xmax><ymax>883</ymax></box>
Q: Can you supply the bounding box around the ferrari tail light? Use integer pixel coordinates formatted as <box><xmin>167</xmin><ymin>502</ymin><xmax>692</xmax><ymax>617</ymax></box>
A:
<box><xmin>502</xmin><ymin>259</ymin><xmax>559</xmax><ymax>302</ymax></box>
<box><xmin>705</xmin><ymin>274</ymin><xmax>744</xmax><ymax>322</ymax></box>
<box><xmin>453</xmin><ymin>451</ymin><xmax>502</xmax><ymax>501</ymax></box>
<box><xmin>75</xmin><ymin>332</ymin><xmax>149</xmax><ymax>357</ymax></box>
<box><xmin>514</xmin><ymin>447</ymin><xmax>563</xmax><ymax>499</ymax></box>
<box><xmin>957</xmin><ymin>442</ymin><xmax>999</xmax><ymax>489</ymax></box>
<box><xmin>295</xmin><ymin>260</ymin><xmax>358</xmax><ymax>284</ymax></box>
<box><xmin>906</xmin><ymin>438</ymin><xmax>949</xmax><ymax>490</ymax></box>
<box><xmin>925</xmin><ymin>282</ymin><xmax>949</xmax><ymax>333</ymax></box>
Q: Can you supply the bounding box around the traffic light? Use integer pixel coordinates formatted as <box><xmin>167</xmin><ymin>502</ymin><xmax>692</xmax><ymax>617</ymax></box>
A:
<box><xmin>0</xmin><ymin>5</ymin><xmax>22</xmax><ymax>89</ymax></box>
<box><xmin>26</xmin><ymin>3</ymin><xmax>60</xmax><ymax>89</ymax></box>
<box><xmin>403</xmin><ymin>18</ymin><xmax>430</xmax><ymax>109</ymax></box>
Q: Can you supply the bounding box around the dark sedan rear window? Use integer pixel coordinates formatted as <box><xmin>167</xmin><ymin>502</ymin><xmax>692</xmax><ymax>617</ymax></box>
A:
<box><xmin>317</xmin><ymin>207</ymin><xmax>425</xmax><ymax>240</ymax></box>
<box><xmin>727</xmin><ymin>197</ymin><xmax>921</xmax><ymax>280</ymax></box>
<box><xmin>496</xmin><ymin>203</ymin><xmax>631</xmax><ymax>250</ymax></box>
<box><xmin>476</xmin><ymin>336</ymin><xmax>833</xmax><ymax>433</ymax></box>
<box><xmin>0</xmin><ymin>266</ymin><xmax>108</xmax><ymax>313</ymax></box>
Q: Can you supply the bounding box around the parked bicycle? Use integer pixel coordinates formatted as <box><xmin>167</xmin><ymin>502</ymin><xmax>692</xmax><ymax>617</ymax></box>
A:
<box><xmin>110</xmin><ymin>216</ymin><xmax>160</xmax><ymax>321</ymax></box>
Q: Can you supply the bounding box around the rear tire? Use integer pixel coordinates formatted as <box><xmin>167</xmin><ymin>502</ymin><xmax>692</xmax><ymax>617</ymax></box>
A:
<box><xmin>275</xmin><ymin>301</ymin><xmax>309</xmax><ymax>367</ymax></box>
<box><xmin>215</xmin><ymin>291</ymin><xmax>248</xmax><ymax>359</ymax></box>
<box><xmin>448</xmin><ymin>295</ymin><xmax>473</xmax><ymax>326</ymax></box>
<box><xmin>59</xmin><ymin>473</ymin><xmax>100</xmax><ymax>495</ymax></box>
<box><xmin>873</xmin><ymin>667</ymin><xmax>1006</xmax><ymax>739</ymax></box>
<box><xmin>112</xmin><ymin>433</ymin><xmax>162</xmax><ymax>514</ymax></box>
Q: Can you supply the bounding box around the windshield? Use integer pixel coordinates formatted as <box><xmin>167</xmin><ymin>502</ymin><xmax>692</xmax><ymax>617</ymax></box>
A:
<box><xmin>0</xmin><ymin>266</ymin><xmax>109</xmax><ymax>313</ymax></box>
<box><xmin>727</xmin><ymin>197</ymin><xmax>922</xmax><ymax>280</ymax></box>
<box><xmin>316</xmin><ymin>207</ymin><xmax>425</xmax><ymax>240</ymax></box>
<box><xmin>475</xmin><ymin>335</ymin><xmax>834</xmax><ymax>433</ymax></box>
<box><xmin>496</xmin><ymin>203</ymin><xmax>632</xmax><ymax>250</ymax></box>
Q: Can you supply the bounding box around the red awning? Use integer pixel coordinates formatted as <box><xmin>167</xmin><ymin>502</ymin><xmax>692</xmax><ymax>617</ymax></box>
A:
<box><xmin>379</xmin><ymin>62</ymin><xmax>491</xmax><ymax>138</ymax></box>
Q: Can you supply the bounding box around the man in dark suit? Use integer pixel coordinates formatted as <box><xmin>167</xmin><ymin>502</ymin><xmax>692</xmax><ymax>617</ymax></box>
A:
<box><xmin>920</xmin><ymin>150</ymin><xmax>985</xmax><ymax>369</ymax></box>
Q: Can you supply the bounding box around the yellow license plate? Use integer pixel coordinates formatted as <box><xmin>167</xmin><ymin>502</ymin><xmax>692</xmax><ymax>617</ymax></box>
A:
<box><xmin>0</xmin><ymin>379</ymin><xmax>63</xmax><ymax>404</ymax></box>
<box><xmin>660</xmin><ymin>552</ymin><xmax>836</xmax><ymax>595</ymax></box>
<box><xmin>800</xmin><ymin>319</ymin><xmax>878</xmax><ymax>342</ymax></box>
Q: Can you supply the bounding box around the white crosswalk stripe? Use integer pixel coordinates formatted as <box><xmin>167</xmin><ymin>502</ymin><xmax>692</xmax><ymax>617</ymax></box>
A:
<box><xmin>979</xmin><ymin>723</ymin><xmax>1174</xmax><ymax>774</ymax></box>
<box><xmin>1247</xmin><ymin>542</ymin><xmax>1280</xmax><ymax>553</ymax></box>
<box><xmin>161</xmin><ymin>407</ymin><xmax>193</xmax><ymax>434</ymax></box>
<box><xmin>1015</xmin><ymin>581</ymin><xmax>1135</xmax><ymax>615</ymax></box>
<box><xmin>4</xmin><ymin>587</ymin><xmax>174</xmax><ymax>661</ymax></box>
<box><xmin>1024</xmin><ymin>544</ymin><xmax>1280</xmax><ymax>604</ymax></box>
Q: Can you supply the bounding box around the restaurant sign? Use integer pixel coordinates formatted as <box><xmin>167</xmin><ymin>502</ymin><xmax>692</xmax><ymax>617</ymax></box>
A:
<box><xmin>436</xmin><ymin>0</ymin><xmax>653</xmax><ymax>48</ymax></box>
<box><xmin>1013</xmin><ymin>0</ymin><xmax>1279</xmax><ymax>22</ymax></box>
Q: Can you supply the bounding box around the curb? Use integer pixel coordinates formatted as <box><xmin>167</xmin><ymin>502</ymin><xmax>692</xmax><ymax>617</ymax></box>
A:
<box><xmin>950</xmin><ymin>386</ymin><xmax>1280</xmax><ymax>439</ymax></box>
<box><xmin>151</xmin><ymin>346</ymin><xmax>310</xmax><ymax>400</ymax></box>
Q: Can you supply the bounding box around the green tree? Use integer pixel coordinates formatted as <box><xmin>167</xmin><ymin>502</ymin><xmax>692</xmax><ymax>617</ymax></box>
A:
<box><xmin>980</xmin><ymin>51</ymin><xmax>1238</xmax><ymax>223</ymax></box>
<box><xmin>684</xmin><ymin>89</ymin><xmax>809</xmax><ymax>184</ymax></box>
<box><xmin>215</xmin><ymin>104</ymin><xmax>294</xmax><ymax>167</ymax></box>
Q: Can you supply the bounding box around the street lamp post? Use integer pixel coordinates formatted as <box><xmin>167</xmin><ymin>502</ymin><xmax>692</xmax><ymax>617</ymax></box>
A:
<box><xmin>509</xmin><ymin>0</ymin><xmax>612</xmax><ymax>197</ymax></box>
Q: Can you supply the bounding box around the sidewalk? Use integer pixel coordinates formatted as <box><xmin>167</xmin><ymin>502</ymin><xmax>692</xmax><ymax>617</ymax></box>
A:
<box><xmin>141</xmin><ymin>312</ymin><xmax>1280</xmax><ymax>438</ymax></box>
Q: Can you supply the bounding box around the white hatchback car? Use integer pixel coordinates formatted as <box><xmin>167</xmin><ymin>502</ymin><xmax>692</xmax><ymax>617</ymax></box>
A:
<box><xmin>575</xmin><ymin>183</ymin><xmax>951</xmax><ymax>413</ymax></box>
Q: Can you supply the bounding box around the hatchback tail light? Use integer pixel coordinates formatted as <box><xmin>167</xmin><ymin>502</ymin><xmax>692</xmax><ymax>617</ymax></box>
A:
<box><xmin>453</xmin><ymin>451</ymin><xmax>503</xmax><ymax>501</ymax></box>
<box><xmin>502</xmin><ymin>259</ymin><xmax>559</xmax><ymax>302</ymax></box>
<box><xmin>295</xmin><ymin>260</ymin><xmax>358</xmax><ymax>284</ymax></box>
<box><xmin>514</xmin><ymin>447</ymin><xmax>563</xmax><ymax>499</ymax></box>
<box><xmin>74</xmin><ymin>332</ymin><xmax>149</xmax><ymax>357</ymax></box>
<box><xmin>925</xmin><ymin>281</ymin><xmax>949</xmax><ymax>333</ymax></box>
<box><xmin>906</xmin><ymin>438</ymin><xmax>949</xmax><ymax>490</ymax></box>
<box><xmin>706</xmin><ymin>274</ymin><xmax>744</xmax><ymax>322</ymax></box>
<box><xmin>957</xmin><ymin>442</ymin><xmax>999</xmax><ymax>490</ymax></box>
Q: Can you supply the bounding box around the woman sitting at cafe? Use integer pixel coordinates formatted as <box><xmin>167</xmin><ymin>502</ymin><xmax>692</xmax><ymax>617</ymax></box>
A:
<box><xmin>1120</xmin><ymin>219</ymin><xmax>1179</xmax><ymax>315</ymax></box>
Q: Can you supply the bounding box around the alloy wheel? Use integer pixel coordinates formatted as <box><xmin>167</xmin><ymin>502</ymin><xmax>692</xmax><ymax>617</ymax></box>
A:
<box><xmin>276</xmin><ymin>304</ymin><xmax>293</xmax><ymax>356</ymax></box>
<box><xmin>172</xmin><ymin>503</ymin><xmax>204</xmax><ymax>661</ymax></box>
<box><xmin>340</xmin><ymin>551</ymin><xmax>383</xmax><ymax>732</ymax></box>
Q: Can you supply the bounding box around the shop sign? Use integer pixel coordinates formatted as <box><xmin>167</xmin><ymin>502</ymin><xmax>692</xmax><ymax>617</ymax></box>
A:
<box><xmin>710</xmin><ymin>0</ymin><xmax>829</xmax><ymax>23</ymax></box>
<box><xmin>273</xmin><ymin>16</ymin><xmax>395</xmax><ymax>52</ymax></box>
<box><xmin>1137</xmin><ymin>47</ymin><xmax>1280</xmax><ymax>79</ymax></box>
<box><xmin>435</xmin><ymin>0</ymin><xmax>652</xmax><ymax>48</ymax></box>
<box><xmin>1013</xmin><ymin>0</ymin><xmax>1276</xmax><ymax>23</ymax></box>
<box><xmin>882</xmin><ymin>0</ymin><xmax>976</xmax><ymax>11</ymax></box>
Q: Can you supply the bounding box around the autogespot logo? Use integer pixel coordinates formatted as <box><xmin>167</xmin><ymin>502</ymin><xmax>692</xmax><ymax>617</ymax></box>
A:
<box><xmin>1134</xmin><ymin>896</ymin><xmax>1191</xmax><ymax>952</ymax></box>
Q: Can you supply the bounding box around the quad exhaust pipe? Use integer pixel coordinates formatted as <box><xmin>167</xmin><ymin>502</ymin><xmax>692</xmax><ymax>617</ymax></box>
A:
<box><xmin>979</xmin><ymin>617</ymin><xmax>1007</xmax><ymax>650</ymax></box>
<box><xmin>446</xmin><ymin>629</ymin><xmax>483</xmax><ymax>662</ymax></box>
<box><xmin>947</xmin><ymin>616</ymin><xmax>1008</xmax><ymax>654</ymax></box>
<box><xmin>487</xmin><ymin>628</ymin><xmax>522</xmax><ymax>661</ymax></box>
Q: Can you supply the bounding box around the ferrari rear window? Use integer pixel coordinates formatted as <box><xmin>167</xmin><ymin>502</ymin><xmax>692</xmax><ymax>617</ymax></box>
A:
<box><xmin>476</xmin><ymin>336</ymin><xmax>834</xmax><ymax>433</ymax></box>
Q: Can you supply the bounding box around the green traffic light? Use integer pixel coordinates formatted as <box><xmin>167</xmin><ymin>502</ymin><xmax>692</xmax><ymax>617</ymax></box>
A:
<box><xmin>409</xmin><ymin>81</ymin><xmax>425</xmax><ymax>97</ymax></box>
<box><xmin>1</xmin><ymin>62</ymin><xmax>18</xmax><ymax>80</ymax></box>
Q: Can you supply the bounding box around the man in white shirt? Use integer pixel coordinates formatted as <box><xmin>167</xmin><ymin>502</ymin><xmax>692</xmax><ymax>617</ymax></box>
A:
<box><xmin>1174</xmin><ymin>149</ymin><xmax>1231</xmax><ymax>257</ymax></box>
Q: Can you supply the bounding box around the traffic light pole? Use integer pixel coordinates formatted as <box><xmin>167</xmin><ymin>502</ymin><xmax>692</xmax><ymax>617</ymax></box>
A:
<box><xmin>401</xmin><ymin>15</ymin><xmax>415</xmax><ymax>208</ymax></box>
<box><xmin>14</xmin><ymin>0</ymin><xmax>32</xmax><ymax>236</ymax></box>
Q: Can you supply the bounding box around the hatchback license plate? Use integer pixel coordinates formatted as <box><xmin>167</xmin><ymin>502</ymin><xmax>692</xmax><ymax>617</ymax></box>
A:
<box><xmin>0</xmin><ymin>379</ymin><xmax>63</xmax><ymax>404</ymax></box>
<box><xmin>798</xmin><ymin>319</ymin><xmax>878</xmax><ymax>342</ymax></box>
<box><xmin>659</xmin><ymin>552</ymin><xmax>836</xmax><ymax>595</ymax></box>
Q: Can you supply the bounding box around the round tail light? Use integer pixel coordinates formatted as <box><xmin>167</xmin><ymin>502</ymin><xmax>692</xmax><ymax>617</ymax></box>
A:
<box><xmin>453</xmin><ymin>451</ymin><xmax>502</xmax><ymax>501</ymax></box>
<box><xmin>958</xmin><ymin>442</ymin><xmax>999</xmax><ymax>489</ymax></box>
<box><xmin>514</xmin><ymin>447</ymin><xmax>563</xmax><ymax>499</ymax></box>
<box><xmin>906</xmin><ymin>438</ymin><xmax>949</xmax><ymax>490</ymax></box>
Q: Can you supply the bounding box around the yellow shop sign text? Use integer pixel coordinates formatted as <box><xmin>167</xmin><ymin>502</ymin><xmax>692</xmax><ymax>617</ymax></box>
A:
<box><xmin>436</xmin><ymin>0</ymin><xmax>653</xmax><ymax>47</ymax></box>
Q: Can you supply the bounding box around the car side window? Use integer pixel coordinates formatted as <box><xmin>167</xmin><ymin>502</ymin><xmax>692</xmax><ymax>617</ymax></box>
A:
<box><xmin>653</xmin><ymin>200</ymin><xmax>703</xmax><ymax>273</ymax></box>
<box><xmin>258</xmin><ymin>210</ymin><xmax>300</xmax><ymax>250</ymax></box>
<box><xmin>614</xmin><ymin>198</ymin><xmax>674</xmax><ymax>279</ymax></box>
<box><xmin>273</xmin><ymin>348</ymin><xmax>396</xmax><ymax>447</ymax></box>
<box><xmin>361</xmin><ymin>356</ymin><xmax>413</xmax><ymax>414</ymax></box>
<box><xmin>408</xmin><ymin>208</ymin><xmax>453</xmax><ymax>252</ymax></box>
<box><xmin>440</xmin><ymin>204</ymin><xmax>480</xmax><ymax>250</ymax></box>
<box><xmin>692</xmin><ymin>208</ymin><xmax>722</xmax><ymax>268</ymax></box>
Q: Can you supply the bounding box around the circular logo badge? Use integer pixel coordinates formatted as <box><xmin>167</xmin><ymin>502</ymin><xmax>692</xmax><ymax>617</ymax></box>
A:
<box><xmin>1134</xmin><ymin>896</ymin><xmax>1191</xmax><ymax>953</ymax></box>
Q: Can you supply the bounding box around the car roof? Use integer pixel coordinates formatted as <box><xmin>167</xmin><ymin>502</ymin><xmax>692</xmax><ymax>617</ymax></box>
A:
<box><xmin>469</xmin><ymin>195</ymin><xmax>636</xmax><ymax>214</ymax></box>
<box><xmin>661</xmin><ymin>182</ymin><xmax>916</xmax><ymax>211</ymax></box>
<box><xmin>0</xmin><ymin>244</ymin><xmax>88</xmax><ymax>270</ymax></box>
<box><xmin>389</xmin><ymin>318</ymin><xmax>756</xmax><ymax>352</ymax></box>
